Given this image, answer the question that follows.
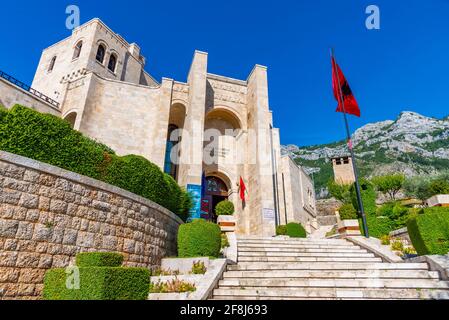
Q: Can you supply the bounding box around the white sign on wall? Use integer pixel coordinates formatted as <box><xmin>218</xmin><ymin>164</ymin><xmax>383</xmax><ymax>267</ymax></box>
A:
<box><xmin>262</xmin><ymin>208</ymin><xmax>275</xmax><ymax>221</ymax></box>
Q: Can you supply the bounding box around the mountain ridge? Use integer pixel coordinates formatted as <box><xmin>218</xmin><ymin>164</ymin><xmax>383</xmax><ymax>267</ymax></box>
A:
<box><xmin>282</xmin><ymin>111</ymin><xmax>449</xmax><ymax>197</ymax></box>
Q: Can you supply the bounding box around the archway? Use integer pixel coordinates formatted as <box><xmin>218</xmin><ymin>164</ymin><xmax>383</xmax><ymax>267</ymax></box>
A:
<box><xmin>164</xmin><ymin>103</ymin><xmax>186</xmax><ymax>181</ymax></box>
<box><xmin>200</xmin><ymin>175</ymin><xmax>229</xmax><ymax>222</ymax></box>
<box><xmin>63</xmin><ymin>112</ymin><xmax>77</xmax><ymax>129</ymax></box>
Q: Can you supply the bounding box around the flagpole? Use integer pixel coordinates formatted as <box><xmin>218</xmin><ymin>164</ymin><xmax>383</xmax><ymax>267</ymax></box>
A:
<box><xmin>331</xmin><ymin>48</ymin><xmax>370</xmax><ymax>238</ymax></box>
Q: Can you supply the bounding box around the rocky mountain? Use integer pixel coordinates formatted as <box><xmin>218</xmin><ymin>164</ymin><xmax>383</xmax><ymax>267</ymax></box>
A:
<box><xmin>282</xmin><ymin>111</ymin><xmax>449</xmax><ymax>197</ymax></box>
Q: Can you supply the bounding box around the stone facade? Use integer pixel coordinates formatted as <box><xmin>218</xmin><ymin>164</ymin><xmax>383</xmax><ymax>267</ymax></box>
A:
<box><xmin>0</xmin><ymin>77</ymin><xmax>60</xmax><ymax>116</ymax></box>
<box><xmin>279</xmin><ymin>156</ymin><xmax>317</xmax><ymax>233</ymax></box>
<box><xmin>1</xmin><ymin>18</ymin><xmax>316</xmax><ymax>237</ymax></box>
<box><xmin>0</xmin><ymin>151</ymin><xmax>182</xmax><ymax>299</ymax></box>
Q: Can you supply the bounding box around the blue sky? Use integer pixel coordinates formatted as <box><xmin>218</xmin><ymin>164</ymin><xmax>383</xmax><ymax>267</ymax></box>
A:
<box><xmin>1</xmin><ymin>0</ymin><xmax>448</xmax><ymax>146</ymax></box>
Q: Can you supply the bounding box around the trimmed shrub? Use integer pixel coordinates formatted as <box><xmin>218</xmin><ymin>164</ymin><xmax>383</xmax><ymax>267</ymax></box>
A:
<box><xmin>76</xmin><ymin>252</ymin><xmax>124</xmax><ymax>268</ymax></box>
<box><xmin>43</xmin><ymin>252</ymin><xmax>150</xmax><ymax>300</ymax></box>
<box><xmin>0</xmin><ymin>104</ymin><xmax>7</xmax><ymax>122</ymax></box>
<box><xmin>0</xmin><ymin>105</ymin><xmax>112</xmax><ymax>180</ymax></box>
<box><xmin>215</xmin><ymin>200</ymin><xmax>235</xmax><ymax>216</ymax></box>
<box><xmin>178</xmin><ymin>219</ymin><xmax>221</xmax><ymax>258</ymax></box>
<box><xmin>350</xmin><ymin>179</ymin><xmax>377</xmax><ymax>215</ymax></box>
<box><xmin>0</xmin><ymin>105</ymin><xmax>192</xmax><ymax>220</ymax></box>
<box><xmin>178</xmin><ymin>189</ymin><xmax>193</xmax><ymax>223</ymax></box>
<box><xmin>407</xmin><ymin>208</ymin><xmax>449</xmax><ymax>256</ymax></box>
<box><xmin>44</xmin><ymin>267</ymin><xmax>150</xmax><ymax>300</ymax></box>
<box><xmin>276</xmin><ymin>225</ymin><xmax>287</xmax><ymax>236</ymax></box>
<box><xmin>286</xmin><ymin>222</ymin><xmax>307</xmax><ymax>238</ymax></box>
<box><xmin>338</xmin><ymin>203</ymin><xmax>357</xmax><ymax>220</ymax></box>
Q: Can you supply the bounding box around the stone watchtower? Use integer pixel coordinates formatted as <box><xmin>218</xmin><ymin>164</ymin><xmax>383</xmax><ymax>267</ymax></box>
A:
<box><xmin>331</xmin><ymin>155</ymin><xmax>355</xmax><ymax>185</ymax></box>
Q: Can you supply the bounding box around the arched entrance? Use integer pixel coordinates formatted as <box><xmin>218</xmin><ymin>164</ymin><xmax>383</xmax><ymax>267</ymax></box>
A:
<box><xmin>200</xmin><ymin>176</ymin><xmax>229</xmax><ymax>222</ymax></box>
<box><xmin>164</xmin><ymin>103</ymin><xmax>186</xmax><ymax>181</ymax></box>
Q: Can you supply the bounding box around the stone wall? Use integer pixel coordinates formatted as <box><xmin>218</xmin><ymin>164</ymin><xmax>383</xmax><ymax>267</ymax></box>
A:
<box><xmin>0</xmin><ymin>151</ymin><xmax>183</xmax><ymax>300</ymax></box>
<box><xmin>0</xmin><ymin>78</ymin><xmax>61</xmax><ymax>116</ymax></box>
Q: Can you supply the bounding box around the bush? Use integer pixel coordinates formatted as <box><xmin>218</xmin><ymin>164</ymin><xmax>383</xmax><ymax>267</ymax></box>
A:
<box><xmin>350</xmin><ymin>179</ymin><xmax>377</xmax><ymax>215</ymax></box>
<box><xmin>286</xmin><ymin>222</ymin><xmax>307</xmax><ymax>238</ymax></box>
<box><xmin>360</xmin><ymin>214</ymin><xmax>395</xmax><ymax>238</ymax></box>
<box><xmin>428</xmin><ymin>179</ymin><xmax>449</xmax><ymax>196</ymax></box>
<box><xmin>0</xmin><ymin>105</ymin><xmax>192</xmax><ymax>220</ymax></box>
<box><xmin>338</xmin><ymin>203</ymin><xmax>357</xmax><ymax>220</ymax></box>
<box><xmin>377</xmin><ymin>202</ymin><xmax>410</xmax><ymax>229</ymax></box>
<box><xmin>76</xmin><ymin>252</ymin><xmax>124</xmax><ymax>268</ymax></box>
<box><xmin>327</xmin><ymin>180</ymin><xmax>352</xmax><ymax>204</ymax></box>
<box><xmin>43</xmin><ymin>252</ymin><xmax>150</xmax><ymax>300</ymax></box>
<box><xmin>215</xmin><ymin>200</ymin><xmax>235</xmax><ymax>216</ymax></box>
<box><xmin>407</xmin><ymin>207</ymin><xmax>449</xmax><ymax>256</ymax></box>
<box><xmin>276</xmin><ymin>225</ymin><xmax>287</xmax><ymax>236</ymax></box>
<box><xmin>178</xmin><ymin>220</ymin><xmax>221</xmax><ymax>258</ymax></box>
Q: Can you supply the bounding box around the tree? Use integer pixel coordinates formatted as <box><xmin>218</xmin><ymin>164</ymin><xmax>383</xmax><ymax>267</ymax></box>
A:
<box><xmin>428</xmin><ymin>179</ymin><xmax>449</xmax><ymax>196</ymax></box>
<box><xmin>372</xmin><ymin>174</ymin><xmax>405</xmax><ymax>201</ymax></box>
<box><xmin>403</xmin><ymin>176</ymin><xmax>432</xmax><ymax>201</ymax></box>
<box><xmin>327</xmin><ymin>180</ymin><xmax>352</xmax><ymax>204</ymax></box>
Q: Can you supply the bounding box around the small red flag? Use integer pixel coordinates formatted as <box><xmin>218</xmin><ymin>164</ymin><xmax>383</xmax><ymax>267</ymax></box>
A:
<box><xmin>332</xmin><ymin>57</ymin><xmax>361</xmax><ymax>117</ymax></box>
<box><xmin>239</xmin><ymin>177</ymin><xmax>247</xmax><ymax>202</ymax></box>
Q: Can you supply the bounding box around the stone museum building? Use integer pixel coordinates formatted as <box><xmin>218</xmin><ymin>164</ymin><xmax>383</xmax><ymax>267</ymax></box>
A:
<box><xmin>0</xmin><ymin>18</ymin><xmax>317</xmax><ymax>236</ymax></box>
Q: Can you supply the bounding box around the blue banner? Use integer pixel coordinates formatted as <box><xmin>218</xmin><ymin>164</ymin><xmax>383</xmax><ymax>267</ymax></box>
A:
<box><xmin>187</xmin><ymin>184</ymin><xmax>202</xmax><ymax>221</ymax></box>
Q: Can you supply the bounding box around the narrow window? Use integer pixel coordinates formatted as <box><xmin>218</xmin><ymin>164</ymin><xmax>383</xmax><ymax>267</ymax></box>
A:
<box><xmin>108</xmin><ymin>54</ymin><xmax>117</xmax><ymax>73</ymax></box>
<box><xmin>96</xmin><ymin>44</ymin><xmax>105</xmax><ymax>64</ymax></box>
<box><xmin>73</xmin><ymin>41</ymin><xmax>83</xmax><ymax>60</ymax></box>
<box><xmin>48</xmin><ymin>56</ymin><xmax>57</xmax><ymax>72</ymax></box>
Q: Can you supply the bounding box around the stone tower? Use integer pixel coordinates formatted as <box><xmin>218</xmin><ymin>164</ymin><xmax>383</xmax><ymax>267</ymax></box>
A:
<box><xmin>331</xmin><ymin>155</ymin><xmax>355</xmax><ymax>185</ymax></box>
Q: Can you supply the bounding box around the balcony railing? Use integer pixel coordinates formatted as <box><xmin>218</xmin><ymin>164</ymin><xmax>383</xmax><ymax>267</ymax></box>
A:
<box><xmin>0</xmin><ymin>70</ymin><xmax>60</xmax><ymax>108</ymax></box>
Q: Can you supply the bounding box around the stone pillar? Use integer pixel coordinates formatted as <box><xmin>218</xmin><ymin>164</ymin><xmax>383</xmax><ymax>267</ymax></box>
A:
<box><xmin>177</xmin><ymin>51</ymin><xmax>208</xmax><ymax>188</ymax></box>
<box><xmin>246</xmin><ymin>65</ymin><xmax>277</xmax><ymax>236</ymax></box>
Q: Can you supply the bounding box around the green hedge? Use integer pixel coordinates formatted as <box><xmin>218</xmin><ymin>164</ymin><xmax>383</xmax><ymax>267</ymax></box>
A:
<box><xmin>0</xmin><ymin>105</ymin><xmax>191</xmax><ymax>220</ymax></box>
<box><xmin>43</xmin><ymin>252</ymin><xmax>150</xmax><ymax>300</ymax></box>
<box><xmin>360</xmin><ymin>214</ymin><xmax>395</xmax><ymax>238</ymax></box>
<box><xmin>76</xmin><ymin>252</ymin><xmax>124</xmax><ymax>267</ymax></box>
<box><xmin>276</xmin><ymin>225</ymin><xmax>287</xmax><ymax>236</ymax></box>
<box><xmin>407</xmin><ymin>207</ymin><xmax>449</xmax><ymax>256</ymax></box>
<box><xmin>350</xmin><ymin>179</ymin><xmax>377</xmax><ymax>215</ymax></box>
<box><xmin>286</xmin><ymin>222</ymin><xmax>307</xmax><ymax>238</ymax></box>
<box><xmin>177</xmin><ymin>219</ymin><xmax>221</xmax><ymax>258</ymax></box>
<box><xmin>43</xmin><ymin>267</ymin><xmax>150</xmax><ymax>300</ymax></box>
<box><xmin>338</xmin><ymin>203</ymin><xmax>357</xmax><ymax>220</ymax></box>
<box><xmin>215</xmin><ymin>200</ymin><xmax>235</xmax><ymax>216</ymax></box>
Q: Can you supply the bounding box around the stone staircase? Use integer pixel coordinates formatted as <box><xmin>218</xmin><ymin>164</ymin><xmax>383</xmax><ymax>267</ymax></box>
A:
<box><xmin>212</xmin><ymin>236</ymin><xmax>449</xmax><ymax>300</ymax></box>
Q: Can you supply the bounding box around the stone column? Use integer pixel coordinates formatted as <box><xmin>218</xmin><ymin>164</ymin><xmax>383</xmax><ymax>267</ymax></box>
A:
<box><xmin>177</xmin><ymin>51</ymin><xmax>208</xmax><ymax>188</ymax></box>
<box><xmin>246</xmin><ymin>65</ymin><xmax>277</xmax><ymax>236</ymax></box>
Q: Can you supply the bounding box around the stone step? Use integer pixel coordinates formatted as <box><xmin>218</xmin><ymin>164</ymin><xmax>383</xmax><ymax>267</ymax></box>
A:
<box><xmin>238</xmin><ymin>247</ymin><xmax>368</xmax><ymax>254</ymax></box>
<box><xmin>317</xmin><ymin>216</ymin><xmax>338</xmax><ymax>226</ymax></box>
<box><xmin>223</xmin><ymin>270</ymin><xmax>441</xmax><ymax>279</ymax></box>
<box><xmin>212</xmin><ymin>288</ymin><xmax>449</xmax><ymax>300</ymax></box>
<box><xmin>238</xmin><ymin>252</ymin><xmax>375</xmax><ymax>258</ymax></box>
<box><xmin>238</xmin><ymin>256</ymin><xmax>383</xmax><ymax>263</ymax></box>
<box><xmin>227</xmin><ymin>262</ymin><xmax>430</xmax><ymax>271</ymax></box>
<box><xmin>238</xmin><ymin>239</ymin><xmax>349</xmax><ymax>245</ymax></box>
<box><xmin>238</xmin><ymin>244</ymin><xmax>361</xmax><ymax>250</ymax></box>
<box><xmin>218</xmin><ymin>278</ymin><xmax>449</xmax><ymax>289</ymax></box>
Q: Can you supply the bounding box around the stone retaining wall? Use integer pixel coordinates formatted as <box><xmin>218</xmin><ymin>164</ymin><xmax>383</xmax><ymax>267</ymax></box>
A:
<box><xmin>0</xmin><ymin>151</ymin><xmax>183</xmax><ymax>300</ymax></box>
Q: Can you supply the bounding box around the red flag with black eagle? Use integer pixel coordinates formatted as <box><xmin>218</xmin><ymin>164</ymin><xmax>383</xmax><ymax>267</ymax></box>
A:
<box><xmin>331</xmin><ymin>57</ymin><xmax>361</xmax><ymax>117</ymax></box>
<box><xmin>239</xmin><ymin>177</ymin><xmax>247</xmax><ymax>202</ymax></box>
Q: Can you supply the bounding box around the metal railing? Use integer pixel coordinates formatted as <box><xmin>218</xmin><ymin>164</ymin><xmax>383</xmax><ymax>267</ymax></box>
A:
<box><xmin>0</xmin><ymin>70</ymin><xmax>60</xmax><ymax>108</ymax></box>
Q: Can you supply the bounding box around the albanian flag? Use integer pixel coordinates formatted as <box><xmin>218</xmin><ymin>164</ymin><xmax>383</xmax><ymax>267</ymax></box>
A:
<box><xmin>239</xmin><ymin>177</ymin><xmax>247</xmax><ymax>202</ymax></box>
<box><xmin>332</xmin><ymin>57</ymin><xmax>361</xmax><ymax>117</ymax></box>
